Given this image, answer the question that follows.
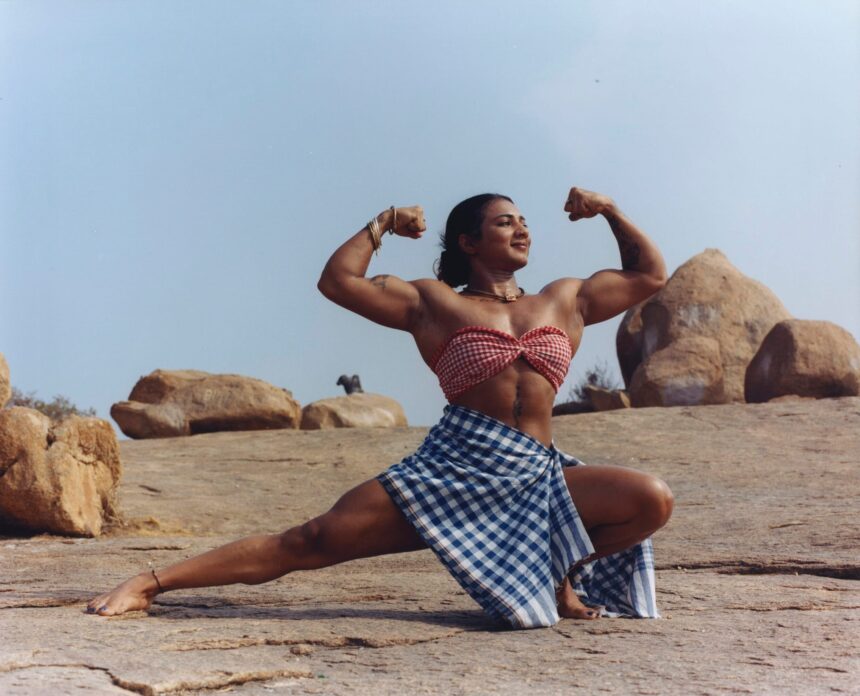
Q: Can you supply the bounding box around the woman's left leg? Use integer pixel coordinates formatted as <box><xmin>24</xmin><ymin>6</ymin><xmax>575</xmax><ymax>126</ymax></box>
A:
<box><xmin>557</xmin><ymin>464</ymin><xmax>673</xmax><ymax>619</ymax></box>
<box><xmin>563</xmin><ymin>464</ymin><xmax>673</xmax><ymax>556</ymax></box>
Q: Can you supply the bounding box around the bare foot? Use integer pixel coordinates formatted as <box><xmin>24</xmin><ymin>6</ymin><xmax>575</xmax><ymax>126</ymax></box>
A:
<box><xmin>556</xmin><ymin>578</ymin><xmax>601</xmax><ymax>620</ymax></box>
<box><xmin>85</xmin><ymin>572</ymin><xmax>159</xmax><ymax>617</ymax></box>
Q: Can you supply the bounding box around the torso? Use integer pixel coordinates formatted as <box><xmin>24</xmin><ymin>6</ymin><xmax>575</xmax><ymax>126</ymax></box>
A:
<box><xmin>408</xmin><ymin>278</ymin><xmax>584</xmax><ymax>447</ymax></box>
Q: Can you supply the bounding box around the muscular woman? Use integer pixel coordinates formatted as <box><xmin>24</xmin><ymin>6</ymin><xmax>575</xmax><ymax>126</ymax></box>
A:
<box><xmin>88</xmin><ymin>187</ymin><xmax>673</xmax><ymax>627</ymax></box>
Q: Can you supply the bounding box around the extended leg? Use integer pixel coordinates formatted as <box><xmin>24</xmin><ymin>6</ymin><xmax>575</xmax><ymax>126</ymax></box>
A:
<box><xmin>87</xmin><ymin>479</ymin><xmax>426</xmax><ymax>616</ymax></box>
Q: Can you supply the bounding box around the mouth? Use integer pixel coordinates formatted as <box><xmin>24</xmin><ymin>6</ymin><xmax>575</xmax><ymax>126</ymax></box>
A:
<box><xmin>511</xmin><ymin>243</ymin><xmax>529</xmax><ymax>251</ymax></box>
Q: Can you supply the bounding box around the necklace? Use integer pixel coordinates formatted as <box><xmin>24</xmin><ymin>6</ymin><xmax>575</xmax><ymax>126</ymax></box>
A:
<box><xmin>460</xmin><ymin>286</ymin><xmax>526</xmax><ymax>303</ymax></box>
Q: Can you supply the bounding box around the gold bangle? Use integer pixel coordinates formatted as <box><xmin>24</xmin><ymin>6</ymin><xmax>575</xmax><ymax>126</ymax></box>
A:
<box><xmin>367</xmin><ymin>216</ymin><xmax>382</xmax><ymax>255</ymax></box>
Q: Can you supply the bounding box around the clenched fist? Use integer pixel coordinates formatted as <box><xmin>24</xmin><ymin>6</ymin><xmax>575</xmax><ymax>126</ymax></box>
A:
<box><xmin>390</xmin><ymin>206</ymin><xmax>426</xmax><ymax>238</ymax></box>
<box><xmin>563</xmin><ymin>188</ymin><xmax>615</xmax><ymax>221</ymax></box>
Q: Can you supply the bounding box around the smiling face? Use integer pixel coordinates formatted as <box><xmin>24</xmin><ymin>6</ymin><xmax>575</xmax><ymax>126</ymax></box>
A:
<box><xmin>459</xmin><ymin>197</ymin><xmax>531</xmax><ymax>274</ymax></box>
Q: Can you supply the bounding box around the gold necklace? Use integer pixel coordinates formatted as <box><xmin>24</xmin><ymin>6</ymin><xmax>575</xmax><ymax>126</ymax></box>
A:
<box><xmin>460</xmin><ymin>286</ymin><xmax>526</xmax><ymax>303</ymax></box>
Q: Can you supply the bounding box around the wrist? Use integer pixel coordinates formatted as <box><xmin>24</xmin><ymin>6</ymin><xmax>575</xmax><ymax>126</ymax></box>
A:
<box><xmin>377</xmin><ymin>208</ymin><xmax>395</xmax><ymax>233</ymax></box>
<box><xmin>600</xmin><ymin>199</ymin><xmax>619</xmax><ymax>219</ymax></box>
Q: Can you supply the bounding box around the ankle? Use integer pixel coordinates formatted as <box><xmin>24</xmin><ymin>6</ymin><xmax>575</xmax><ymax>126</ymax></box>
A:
<box><xmin>138</xmin><ymin>570</ymin><xmax>163</xmax><ymax>598</ymax></box>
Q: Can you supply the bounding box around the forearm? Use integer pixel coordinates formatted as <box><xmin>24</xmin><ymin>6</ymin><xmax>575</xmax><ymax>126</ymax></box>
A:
<box><xmin>602</xmin><ymin>203</ymin><xmax>667</xmax><ymax>282</ymax></box>
<box><xmin>318</xmin><ymin>209</ymin><xmax>394</xmax><ymax>294</ymax></box>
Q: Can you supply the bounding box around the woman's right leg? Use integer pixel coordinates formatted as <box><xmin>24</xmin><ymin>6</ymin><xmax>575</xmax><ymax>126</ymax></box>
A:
<box><xmin>87</xmin><ymin>478</ymin><xmax>426</xmax><ymax>616</ymax></box>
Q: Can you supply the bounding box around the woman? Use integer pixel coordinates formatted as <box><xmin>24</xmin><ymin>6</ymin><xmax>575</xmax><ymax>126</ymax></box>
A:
<box><xmin>88</xmin><ymin>187</ymin><xmax>673</xmax><ymax>628</ymax></box>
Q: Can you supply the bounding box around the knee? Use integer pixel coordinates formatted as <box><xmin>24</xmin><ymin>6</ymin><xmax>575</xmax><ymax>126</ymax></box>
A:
<box><xmin>280</xmin><ymin>517</ymin><xmax>326</xmax><ymax>558</ymax></box>
<box><xmin>640</xmin><ymin>476</ymin><xmax>674</xmax><ymax>532</ymax></box>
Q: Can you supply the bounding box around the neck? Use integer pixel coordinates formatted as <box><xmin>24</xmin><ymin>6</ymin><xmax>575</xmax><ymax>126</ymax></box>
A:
<box><xmin>466</xmin><ymin>268</ymin><xmax>518</xmax><ymax>295</ymax></box>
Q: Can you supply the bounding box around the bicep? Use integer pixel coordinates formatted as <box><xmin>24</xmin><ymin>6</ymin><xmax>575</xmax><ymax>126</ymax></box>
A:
<box><xmin>577</xmin><ymin>269</ymin><xmax>665</xmax><ymax>326</ymax></box>
<box><xmin>318</xmin><ymin>272</ymin><xmax>422</xmax><ymax>331</ymax></box>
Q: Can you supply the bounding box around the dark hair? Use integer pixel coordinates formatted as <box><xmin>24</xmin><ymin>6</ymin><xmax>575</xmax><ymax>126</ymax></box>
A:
<box><xmin>434</xmin><ymin>193</ymin><xmax>513</xmax><ymax>287</ymax></box>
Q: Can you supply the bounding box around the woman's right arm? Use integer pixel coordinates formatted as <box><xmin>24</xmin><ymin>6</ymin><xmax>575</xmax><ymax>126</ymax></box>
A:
<box><xmin>317</xmin><ymin>206</ymin><xmax>427</xmax><ymax>331</ymax></box>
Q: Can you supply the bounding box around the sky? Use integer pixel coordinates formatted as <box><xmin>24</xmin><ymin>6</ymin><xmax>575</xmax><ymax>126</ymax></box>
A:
<box><xmin>2</xmin><ymin>1</ymin><xmax>858</xmax><ymax>431</ymax></box>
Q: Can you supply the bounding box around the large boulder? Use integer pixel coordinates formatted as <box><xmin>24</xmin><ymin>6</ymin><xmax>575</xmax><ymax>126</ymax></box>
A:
<box><xmin>0</xmin><ymin>353</ymin><xmax>10</xmax><ymax>407</ymax></box>
<box><xmin>111</xmin><ymin>370</ymin><xmax>301</xmax><ymax>439</ymax></box>
<box><xmin>745</xmin><ymin>320</ymin><xmax>860</xmax><ymax>402</ymax></box>
<box><xmin>629</xmin><ymin>336</ymin><xmax>726</xmax><ymax>407</ymax></box>
<box><xmin>0</xmin><ymin>408</ymin><xmax>121</xmax><ymax>536</ymax></box>
<box><xmin>300</xmin><ymin>393</ymin><xmax>408</xmax><ymax>430</ymax></box>
<box><xmin>619</xmin><ymin>249</ymin><xmax>792</xmax><ymax>405</ymax></box>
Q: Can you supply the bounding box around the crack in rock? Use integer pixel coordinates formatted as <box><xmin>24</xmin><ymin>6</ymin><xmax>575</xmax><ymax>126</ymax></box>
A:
<box><xmin>0</xmin><ymin>662</ymin><xmax>314</xmax><ymax>695</ymax></box>
<box><xmin>659</xmin><ymin>561</ymin><xmax>859</xmax><ymax>580</ymax></box>
<box><xmin>163</xmin><ymin>629</ymin><xmax>465</xmax><ymax>652</ymax></box>
<box><xmin>0</xmin><ymin>597</ymin><xmax>83</xmax><ymax>609</ymax></box>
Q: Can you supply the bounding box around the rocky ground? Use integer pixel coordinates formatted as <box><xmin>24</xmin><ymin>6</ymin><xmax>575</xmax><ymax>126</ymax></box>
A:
<box><xmin>1</xmin><ymin>398</ymin><xmax>858</xmax><ymax>695</ymax></box>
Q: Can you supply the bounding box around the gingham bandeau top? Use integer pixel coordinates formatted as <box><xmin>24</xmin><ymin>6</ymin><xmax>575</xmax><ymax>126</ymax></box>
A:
<box><xmin>430</xmin><ymin>325</ymin><xmax>574</xmax><ymax>401</ymax></box>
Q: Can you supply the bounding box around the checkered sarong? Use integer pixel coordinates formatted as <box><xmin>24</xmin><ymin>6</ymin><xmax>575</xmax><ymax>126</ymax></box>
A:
<box><xmin>378</xmin><ymin>405</ymin><xmax>659</xmax><ymax>628</ymax></box>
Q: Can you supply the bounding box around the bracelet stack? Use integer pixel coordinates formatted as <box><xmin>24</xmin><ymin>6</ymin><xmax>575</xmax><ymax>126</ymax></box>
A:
<box><xmin>367</xmin><ymin>207</ymin><xmax>396</xmax><ymax>255</ymax></box>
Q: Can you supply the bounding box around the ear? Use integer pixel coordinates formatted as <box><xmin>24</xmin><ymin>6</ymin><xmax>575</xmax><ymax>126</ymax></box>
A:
<box><xmin>458</xmin><ymin>233</ymin><xmax>478</xmax><ymax>255</ymax></box>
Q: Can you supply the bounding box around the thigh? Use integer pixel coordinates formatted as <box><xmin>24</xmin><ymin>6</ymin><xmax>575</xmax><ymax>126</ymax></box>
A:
<box><xmin>562</xmin><ymin>464</ymin><xmax>667</xmax><ymax>530</ymax></box>
<box><xmin>312</xmin><ymin>478</ymin><xmax>427</xmax><ymax>562</ymax></box>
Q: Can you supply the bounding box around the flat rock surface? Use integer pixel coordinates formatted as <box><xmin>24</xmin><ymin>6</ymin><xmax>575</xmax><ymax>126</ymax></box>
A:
<box><xmin>2</xmin><ymin>398</ymin><xmax>858</xmax><ymax>694</ymax></box>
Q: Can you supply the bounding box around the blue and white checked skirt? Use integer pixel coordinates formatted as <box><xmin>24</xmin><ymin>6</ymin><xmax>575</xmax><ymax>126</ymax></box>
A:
<box><xmin>378</xmin><ymin>405</ymin><xmax>659</xmax><ymax>629</ymax></box>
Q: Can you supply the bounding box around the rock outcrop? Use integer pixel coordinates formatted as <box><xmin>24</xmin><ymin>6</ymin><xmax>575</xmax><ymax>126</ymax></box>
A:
<box><xmin>583</xmin><ymin>385</ymin><xmax>631</xmax><ymax>411</ymax></box>
<box><xmin>619</xmin><ymin>249</ymin><xmax>791</xmax><ymax>405</ymax></box>
<box><xmin>0</xmin><ymin>408</ymin><xmax>121</xmax><ymax>536</ymax></box>
<box><xmin>111</xmin><ymin>370</ymin><xmax>301</xmax><ymax>439</ymax></box>
<box><xmin>629</xmin><ymin>336</ymin><xmax>726</xmax><ymax>407</ymax></box>
<box><xmin>0</xmin><ymin>353</ymin><xmax>10</xmax><ymax>407</ymax></box>
<box><xmin>300</xmin><ymin>393</ymin><xmax>408</xmax><ymax>430</ymax></box>
<box><xmin>745</xmin><ymin>320</ymin><xmax>860</xmax><ymax>402</ymax></box>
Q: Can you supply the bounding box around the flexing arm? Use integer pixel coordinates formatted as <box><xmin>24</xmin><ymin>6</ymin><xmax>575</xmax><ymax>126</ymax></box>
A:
<box><xmin>317</xmin><ymin>206</ymin><xmax>427</xmax><ymax>331</ymax></box>
<box><xmin>564</xmin><ymin>188</ymin><xmax>668</xmax><ymax>325</ymax></box>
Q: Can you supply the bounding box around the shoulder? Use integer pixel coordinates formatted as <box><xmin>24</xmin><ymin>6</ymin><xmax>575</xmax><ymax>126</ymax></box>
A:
<box><xmin>410</xmin><ymin>277</ymin><xmax>459</xmax><ymax>298</ymax></box>
<box><xmin>538</xmin><ymin>277</ymin><xmax>587</xmax><ymax>317</ymax></box>
<box><xmin>539</xmin><ymin>277</ymin><xmax>583</xmax><ymax>295</ymax></box>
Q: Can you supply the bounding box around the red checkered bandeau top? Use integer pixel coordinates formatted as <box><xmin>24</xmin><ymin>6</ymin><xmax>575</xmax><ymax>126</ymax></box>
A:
<box><xmin>431</xmin><ymin>325</ymin><xmax>573</xmax><ymax>402</ymax></box>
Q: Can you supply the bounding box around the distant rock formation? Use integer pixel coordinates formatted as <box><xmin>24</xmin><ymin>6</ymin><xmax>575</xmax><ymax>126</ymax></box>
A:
<box><xmin>583</xmin><ymin>385</ymin><xmax>631</xmax><ymax>411</ymax></box>
<box><xmin>0</xmin><ymin>408</ymin><xmax>121</xmax><ymax>536</ymax></box>
<box><xmin>0</xmin><ymin>353</ymin><xmax>9</xmax><ymax>407</ymax></box>
<box><xmin>300</xmin><ymin>393</ymin><xmax>408</xmax><ymax>430</ymax></box>
<box><xmin>745</xmin><ymin>320</ymin><xmax>860</xmax><ymax>402</ymax></box>
<box><xmin>336</xmin><ymin>374</ymin><xmax>364</xmax><ymax>395</ymax></box>
<box><xmin>111</xmin><ymin>370</ymin><xmax>301</xmax><ymax>439</ymax></box>
<box><xmin>618</xmin><ymin>249</ymin><xmax>791</xmax><ymax>406</ymax></box>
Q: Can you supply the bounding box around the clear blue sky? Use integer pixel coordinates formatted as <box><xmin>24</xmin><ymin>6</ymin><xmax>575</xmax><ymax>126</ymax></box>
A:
<box><xmin>2</xmin><ymin>1</ymin><xmax>858</xmax><ymax>429</ymax></box>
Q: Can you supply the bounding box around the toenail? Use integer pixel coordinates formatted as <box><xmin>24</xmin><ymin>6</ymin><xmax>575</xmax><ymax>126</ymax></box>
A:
<box><xmin>99</xmin><ymin>605</ymin><xmax>108</xmax><ymax>612</ymax></box>
<box><xmin>86</xmin><ymin>606</ymin><xmax>95</xmax><ymax>614</ymax></box>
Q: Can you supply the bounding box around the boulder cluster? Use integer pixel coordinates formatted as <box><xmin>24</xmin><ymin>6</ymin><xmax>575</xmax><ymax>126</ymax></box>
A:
<box><xmin>607</xmin><ymin>249</ymin><xmax>860</xmax><ymax>410</ymax></box>
<box><xmin>110</xmin><ymin>370</ymin><xmax>407</xmax><ymax>439</ymax></box>
<box><xmin>0</xmin><ymin>355</ymin><xmax>407</xmax><ymax>537</ymax></box>
<box><xmin>0</xmin><ymin>353</ymin><xmax>121</xmax><ymax>537</ymax></box>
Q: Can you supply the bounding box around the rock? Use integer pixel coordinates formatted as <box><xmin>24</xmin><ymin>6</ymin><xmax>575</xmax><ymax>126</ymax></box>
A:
<box><xmin>619</xmin><ymin>249</ymin><xmax>791</xmax><ymax>403</ymax></box>
<box><xmin>629</xmin><ymin>336</ymin><xmax>726</xmax><ymax>407</ymax></box>
<box><xmin>745</xmin><ymin>320</ymin><xmax>860</xmax><ymax>402</ymax></box>
<box><xmin>300</xmin><ymin>393</ymin><xmax>408</xmax><ymax>430</ymax></box>
<box><xmin>0</xmin><ymin>408</ymin><xmax>121</xmax><ymax>536</ymax></box>
<box><xmin>111</xmin><ymin>370</ymin><xmax>301</xmax><ymax>439</ymax></box>
<box><xmin>551</xmin><ymin>400</ymin><xmax>594</xmax><ymax>416</ymax></box>
<box><xmin>616</xmin><ymin>304</ymin><xmax>645</xmax><ymax>388</ymax></box>
<box><xmin>0</xmin><ymin>353</ymin><xmax>10</xmax><ymax>407</ymax></box>
<box><xmin>583</xmin><ymin>385</ymin><xmax>631</xmax><ymax>411</ymax></box>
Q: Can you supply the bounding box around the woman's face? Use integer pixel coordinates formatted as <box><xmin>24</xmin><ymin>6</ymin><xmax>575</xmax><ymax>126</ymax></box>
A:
<box><xmin>463</xmin><ymin>197</ymin><xmax>531</xmax><ymax>271</ymax></box>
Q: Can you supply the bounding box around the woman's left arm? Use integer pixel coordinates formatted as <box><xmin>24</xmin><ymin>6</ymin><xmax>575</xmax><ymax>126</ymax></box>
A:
<box><xmin>565</xmin><ymin>187</ymin><xmax>668</xmax><ymax>325</ymax></box>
